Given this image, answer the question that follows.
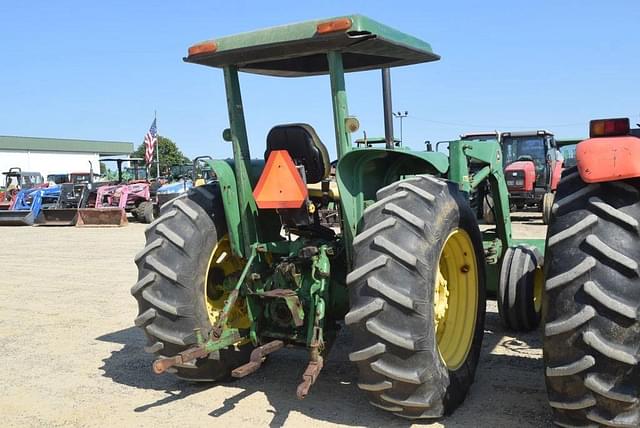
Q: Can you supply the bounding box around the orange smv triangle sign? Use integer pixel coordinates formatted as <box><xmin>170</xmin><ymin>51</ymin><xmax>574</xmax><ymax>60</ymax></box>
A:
<box><xmin>253</xmin><ymin>150</ymin><xmax>308</xmax><ymax>209</ymax></box>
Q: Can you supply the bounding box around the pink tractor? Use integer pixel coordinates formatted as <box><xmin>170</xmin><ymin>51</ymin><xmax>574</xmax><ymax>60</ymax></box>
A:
<box><xmin>501</xmin><ymin>130</ymin><xmax>563</xmax><ymax>224</ymax></box>
<box><xmin>77</xmin><ymin>158</ymin><xmax>155</xmax><ymax>226</ymax></box>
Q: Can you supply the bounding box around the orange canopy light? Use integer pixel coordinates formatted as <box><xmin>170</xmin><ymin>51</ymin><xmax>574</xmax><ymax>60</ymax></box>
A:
<box><xmin>316</xmin><ymin>17</ymin><xmax>352</xmax><ymax>34</ymax></box>
<box><xmin>188</xmin><ymin>41</ymin><xmax>218</xmax><ymax>57</ymax></box>
<box><xmin>253</xmin><ymin>150</ymin><xmax>308</xmax><ymax>209</ymax></box>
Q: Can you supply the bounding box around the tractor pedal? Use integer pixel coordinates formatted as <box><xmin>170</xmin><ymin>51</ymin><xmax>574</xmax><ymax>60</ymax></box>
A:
<box><xmin>231</xmin><ymin>340</ymin><xmax>284</xmax><ymax>378</ymax></box>
<box><xmin>296</xmin><ymin>357</ymin><xmax>324</xmax><ymax>399</ymax></box>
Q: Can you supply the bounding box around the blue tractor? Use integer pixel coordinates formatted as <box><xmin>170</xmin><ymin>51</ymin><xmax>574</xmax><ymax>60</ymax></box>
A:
<box><xmin>155</xmin><ymin>156</ymin><xmax>214</xmax><ymax>209</ymax></box>
<box><xmin>0</xmin><ymin>185</ymin><xmax>61</xmax><ymax>226</ymax></box>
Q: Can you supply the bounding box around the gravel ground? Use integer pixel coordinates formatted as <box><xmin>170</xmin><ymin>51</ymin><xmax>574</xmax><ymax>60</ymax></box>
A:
<box><xmin>0</xmin><ymin>213</ymin><xmax>552</xmax><ymax>427</ymax></box>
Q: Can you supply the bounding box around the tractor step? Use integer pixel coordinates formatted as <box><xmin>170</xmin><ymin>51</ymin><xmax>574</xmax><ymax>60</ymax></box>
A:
<box><xmin>231</xmin><ymin>340</ymin><xmax>284</xmax><ymax>378</ymax></box>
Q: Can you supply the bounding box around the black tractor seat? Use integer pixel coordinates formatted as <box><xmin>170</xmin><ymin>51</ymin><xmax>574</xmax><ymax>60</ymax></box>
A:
<box><xmin>265</xmin><ymin>124</ymin><xmax>330</xmax><ymax>184</ymax></box>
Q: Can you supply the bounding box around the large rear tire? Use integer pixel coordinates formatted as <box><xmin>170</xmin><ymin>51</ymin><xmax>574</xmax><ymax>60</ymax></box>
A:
<box><xmin>132</xmin><ymin>184</ymin><xmax>252</xmax><ymax>381</ymax></box>
<box><xmin>347</xmin><ymin>175</ymin><xmax>486</xmax><ymax>419</ymax></box>
<box><xmin>543</xmin><ymin>167</ymin><xmax>640</xmax><ymax>427</ymax></box>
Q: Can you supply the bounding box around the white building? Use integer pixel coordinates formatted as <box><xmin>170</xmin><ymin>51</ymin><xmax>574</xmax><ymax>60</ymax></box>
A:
<box><xmin>0</xmin><ymin>135</ymin><xmax>133</xmax><ymax>181</ymax></box>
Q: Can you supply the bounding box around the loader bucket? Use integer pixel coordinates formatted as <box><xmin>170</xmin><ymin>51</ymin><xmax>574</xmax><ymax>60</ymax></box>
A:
<box><xmin>35</xmin><ymin>209</ymin><xmax>79</xmax><ymax>226</ymax></box>
<box><xmin>0</xmin><ymin>210</ymin><xmax>35</xmax><ymax>226</ymax></box>
<box><xmin>76</xmin><ymin>208</ymin><xmax>128</xmax><ymax>227</ymax></box>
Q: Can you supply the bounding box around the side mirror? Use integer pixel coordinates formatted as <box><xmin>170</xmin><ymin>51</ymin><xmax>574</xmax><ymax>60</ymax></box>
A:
<box><xmin>222</xmin><ymin>128</ymin><xmax>232</xmax><ymax>142</ymax></box>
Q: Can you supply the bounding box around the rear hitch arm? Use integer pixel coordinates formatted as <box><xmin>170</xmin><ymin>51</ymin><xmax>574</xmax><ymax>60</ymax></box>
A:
<box><xmin>231</xmin><ymin>340</ymin><xmax>284</xmax><ymax>378</ymax></box>
<box><xmin>152</xmin><ymin>247</ymin><xmax>258</xmax><ymax>375</ymax></box>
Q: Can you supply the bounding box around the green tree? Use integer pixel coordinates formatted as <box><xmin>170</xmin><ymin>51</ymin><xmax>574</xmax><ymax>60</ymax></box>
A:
<box><xmin>133</xmin><ymin>135</ymin><xmax>190</xmax><ymax>178</ymax></box>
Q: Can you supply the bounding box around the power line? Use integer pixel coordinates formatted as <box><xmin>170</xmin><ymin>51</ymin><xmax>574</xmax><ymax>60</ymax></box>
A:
<box><xmin>407</xmin><ymin>114</ymin><xmax>639</xmax><ymax>130</ymax></box>
<box><xmin>407</xmin><ymin>115</ymin><xmax>584</xmax><ymax>129</ymax></box>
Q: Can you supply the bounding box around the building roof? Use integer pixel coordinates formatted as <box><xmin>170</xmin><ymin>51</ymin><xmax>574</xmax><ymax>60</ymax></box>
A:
<box><xmin>0</xmin><ymin>135</ymin><xmax>134</xmax><ymax>155</ymax></box>
<box><xmin>185</xmin><ymin>14</ymin><xmax>440</xmax><ymax>77</ymax></box>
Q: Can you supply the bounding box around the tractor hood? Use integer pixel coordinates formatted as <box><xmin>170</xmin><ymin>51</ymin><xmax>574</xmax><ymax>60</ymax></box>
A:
<box><xmin>157</xmin><ymin>180</ymin><xmax>193</xmax><ymax>195</ymax></box>
<box><xmin>505</xmin><ymin>161</ymin><xmax>536</xmax><ymax>192</ymax></box>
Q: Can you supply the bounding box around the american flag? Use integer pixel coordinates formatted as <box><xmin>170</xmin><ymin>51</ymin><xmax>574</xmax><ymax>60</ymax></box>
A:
<box><xmin>144</xmin><ymin>118</ymin><xmax>158</xmax><ymax>165</ymax></box>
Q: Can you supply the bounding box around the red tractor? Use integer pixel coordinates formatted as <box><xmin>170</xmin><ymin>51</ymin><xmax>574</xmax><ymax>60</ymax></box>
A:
<box><xmin>501</xmin><ymin>130</ymin><xmax>563</xmax><ymax>223</ymax></box>
<box><xmin>543</xmin><ymin>117</ymin><xmax>640</xmax><ymax>427</ymax></box>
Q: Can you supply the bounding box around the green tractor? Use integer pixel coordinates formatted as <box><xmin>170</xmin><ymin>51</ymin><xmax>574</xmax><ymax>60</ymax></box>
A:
<box><xmin>132</xmin><ymin>15</ymin><xmax>545</xmax><ymax>419</ymax></box>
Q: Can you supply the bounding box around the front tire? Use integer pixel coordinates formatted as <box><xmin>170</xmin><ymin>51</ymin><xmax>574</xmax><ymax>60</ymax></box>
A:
<box><xmin>543</xmin><ymin>167</ymin><xmax>640</xmax><ymax>427</ymax></box>
<box><xmin>347</xmin><ymin>175</ymin><xmax>486</xmax><ymax>419</ymax></box>
<box><xmin>498</xmin><ymin>245</ymin><xmax>543</xmax><ymax>331</ymax></box>
<box><xmin>132</xmin><ymin>184</ymin><xmax>251</xmax><ymax>381</ymax></box>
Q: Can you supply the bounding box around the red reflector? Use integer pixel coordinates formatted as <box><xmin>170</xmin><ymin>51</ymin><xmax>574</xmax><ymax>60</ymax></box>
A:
<box><xmin>188</xmin><ymin>41</ymin><xmax>217</xmax><ymax>57</ymax></box>
<box><xmin>589</xmin><ymin>118</ymin><xmax>630</xmax><ymax>138</ymax></box>
<box><xmin>316</xmin><ymin>17</ymin><xmax>352</xmax><ymax>34</ymax></box>
<box><xmin>253</xmin><ymin>150</ymin><xmax>308</xmax><ymax>209</ymax></box>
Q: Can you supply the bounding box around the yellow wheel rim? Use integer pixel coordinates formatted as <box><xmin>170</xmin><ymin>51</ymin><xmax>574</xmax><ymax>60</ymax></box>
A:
<box><xmin>533</xmin><ymin>266</ymin><xmax>544</xmax><ymax>313</ymax></box>
<box><xmin>204</xmin><ymin>235</ymin><xmax>250</xmax><ymax>329</ymax></box>
<box><xmin>435</xmin><ymin>229</ymin><xmax>478</xmax><ymax>371</ymax></box>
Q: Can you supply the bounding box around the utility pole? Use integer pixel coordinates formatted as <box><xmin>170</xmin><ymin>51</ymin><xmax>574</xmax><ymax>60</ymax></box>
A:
<box><xmin>392</xmin><ymin>111</ymin><xmax>408</xmax><ymax>144</ymax></box>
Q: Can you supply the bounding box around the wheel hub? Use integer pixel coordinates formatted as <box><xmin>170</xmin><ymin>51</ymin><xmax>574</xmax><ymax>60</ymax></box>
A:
<box><xmin>434</xmin><ymin>229</ymin><xmax>478</xmax><ymax>371</ymax></box>
<box><xmin>434</xmin><ymin>270</ymin><xmax>450</xmax><ymax>331</ymax></box>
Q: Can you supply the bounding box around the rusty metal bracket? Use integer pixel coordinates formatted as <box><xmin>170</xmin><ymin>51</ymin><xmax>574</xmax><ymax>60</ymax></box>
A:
<box><xmin>253</xmin><ymin>289</ymin><xmax>305</xmax><ymax>327</ymax></box>
<box><xmin>152</xmin><ymin>346</ymin><xmax>209</xmax><ymax>374</ymax></box>
<box><xmin>296</xmin><ymin>327</ymin><xmax>324</xmax><ymax>399</ymax></box>
<box><xmin>231</xmin><ymin>340</ymin><xmax>284</xmax><ymax>378</ymax></box>
<box><xmin>296</xmin><ymin>357</ymin><xmax>324</xmax><ymax>399</ymax></box>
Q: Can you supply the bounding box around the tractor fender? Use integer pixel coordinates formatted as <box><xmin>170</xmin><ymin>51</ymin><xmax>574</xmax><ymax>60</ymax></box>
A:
<box><xmin>336</xmin><ymin>148</ymin><xmax>448</xmax><ymax>259</ymax></box>
<box><xmin>505</xmin><ymin>161</ymin><xmax>536</xmax><ymax>192</ymax></box>
<box><xmin>576</xmin><ymin>135</ymin><xmax>640</xmax><ymax>183</ymax></box>
<box><xmin>204</xmin><ymin>158</ymin><xmax>266</xmax><ymax>258</ymax></box>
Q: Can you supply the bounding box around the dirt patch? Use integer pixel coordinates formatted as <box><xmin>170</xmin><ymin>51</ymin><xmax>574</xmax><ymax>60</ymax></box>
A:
<box><xmin>0</xmin><ymin>220</ymin><xmax>551</xmax><ymax>427</ymax></box>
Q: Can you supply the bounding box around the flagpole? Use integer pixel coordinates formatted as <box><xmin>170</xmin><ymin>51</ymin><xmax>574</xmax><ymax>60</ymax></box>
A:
<box><xmin>155</xmin><ymin>110</ymin><xmax>160</xmax><ymax>179</ymax></box>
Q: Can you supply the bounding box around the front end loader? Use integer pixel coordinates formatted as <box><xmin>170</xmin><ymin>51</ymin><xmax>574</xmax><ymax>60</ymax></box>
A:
<box><xmin>132</xmin><ymin>15</ymin><xmax>546</xmax><ymax>419</ymax></box>
<box><xmin>0</xmin><ymin>185</ymin><xmax>60</xmax><ymax>226</ymax></box>
<box><xmin>76</xmin><ymin>158</ymin><xmax>149</xmax><ymax>227</ymax></box>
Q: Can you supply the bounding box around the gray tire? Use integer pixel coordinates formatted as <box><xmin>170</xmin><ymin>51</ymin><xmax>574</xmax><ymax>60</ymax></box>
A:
<box><xmin>132</xmin><ymin>184</ymin><xmax>251</xmax><ymax>381</ymax></box>
<box><xmin>347</xmin><ymin>175</ymin><xmax>486</xmax><ymax>419</ymax></box>
<box><xmin>543</xmin><ymin>167</ymin><xmax>640</xmax><ymax>427</ymax></box>
<box><xmin>498</xmin><ymin>245</ymin><xmax>543</xmax><ymax>332</ymax></box>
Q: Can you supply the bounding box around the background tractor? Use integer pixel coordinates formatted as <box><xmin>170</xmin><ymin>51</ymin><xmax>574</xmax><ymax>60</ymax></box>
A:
<box><xmin>543</xmin><ymin>117</ymin><xmax>640</xmax><ymax>427</ymax></box>
<box><xmin>501</xmin><ymin>130</ymin><xmax>563</xmax><ymax>223</ymax></box>
<box><xmin>0</xmin><ymin>168</ymin><xmax>44</xmax><ymax>210</ymax></box>
<box><xmin>77</xmin><ymin>158</ymin><xmax>153</xmax><ymax>226</ymax></box>
<box><xmin>155</xmin><ymin>155</ymin><xmax>214</xmax><ymax>209</ymax></box>
<box><xmin>0</xmin><ymin>184</ymin><xmax>61</xmax><ymax>226</ymax></box>
<box><xmin>35</xmin><ymin>167</ymin><xmax>104</xmax><ymax>226</ymax></box>
<box><xmin>132</xmin><ymin>15</ymin><xmax>546</xmax><ymax>420</ymax></box>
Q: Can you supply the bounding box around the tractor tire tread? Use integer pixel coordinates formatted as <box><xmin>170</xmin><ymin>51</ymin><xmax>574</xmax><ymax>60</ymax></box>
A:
<box><xmin>133</xmin><ymin>183</ymin><xmax>252</xmax><ymax>381</ymax></box>
<box><xmin>348</xmin><ymin>175</ymin><xmax>485</xmax><ymax>419</ymax></box>
<box><xmin>543</xmin><ymin>167</ymin><xmax>640</xmax><ymax>427</ymax></box>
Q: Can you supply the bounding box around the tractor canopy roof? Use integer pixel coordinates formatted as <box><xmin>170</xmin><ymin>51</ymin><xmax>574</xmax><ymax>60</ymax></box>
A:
<box><xmin>184</xmin><ymin>15</ymin><xmax>440</xmax><ymax>77</ymax></box>
<box><xmin>460</xmin><ymin>131</ymin><xmax>500</xmax><ymax>140</ymax></box>
<box><xmin>501</xmin><ymin>130</ymin><xmax>553</xmax><ymax>138</ymax></box>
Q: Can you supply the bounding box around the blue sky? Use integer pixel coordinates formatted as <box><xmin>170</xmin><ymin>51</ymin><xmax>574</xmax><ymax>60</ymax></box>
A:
<box><xmin>1</xmin><ymin>1</ymin><xmax>638</xmax><ymax>159</ymax></box>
